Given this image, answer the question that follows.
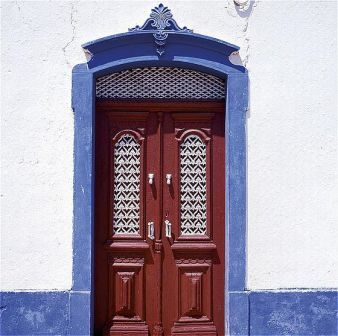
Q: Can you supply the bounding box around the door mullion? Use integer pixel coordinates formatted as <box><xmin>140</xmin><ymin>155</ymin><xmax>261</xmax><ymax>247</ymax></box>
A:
<box><xmin>149</xmin><ymin>112</ymin><xmax>164</xmax><ymax>335</ymax></box>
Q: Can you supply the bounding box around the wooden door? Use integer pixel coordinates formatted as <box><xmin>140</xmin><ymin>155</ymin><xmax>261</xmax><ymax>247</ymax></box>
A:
<box><xmin>95</xmin><ymin>101</ymin><xmax>225</xmax><ymax>336</ymax></box>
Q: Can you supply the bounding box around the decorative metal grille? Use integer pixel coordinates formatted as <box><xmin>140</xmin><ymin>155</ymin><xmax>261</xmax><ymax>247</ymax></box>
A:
<box><xmin>113</xmin><ymin>134</ymin><xmax>141</xmax><ymax>235</ymax></box>
<box><xmin>96</xmin><ymin>67</ymin><xmax>225</xmax><ymax>100</ymax></box>
<box><xmin>180</xmin><ymin>135</ymin><xmax>207</xmax><ymax>235</ymax></box>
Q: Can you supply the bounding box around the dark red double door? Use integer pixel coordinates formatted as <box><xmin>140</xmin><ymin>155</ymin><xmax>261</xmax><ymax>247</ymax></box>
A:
<box><xmin>95</xmin><ymin>102</ymin><xmax>225</xmax><ymax>336</ymax></box>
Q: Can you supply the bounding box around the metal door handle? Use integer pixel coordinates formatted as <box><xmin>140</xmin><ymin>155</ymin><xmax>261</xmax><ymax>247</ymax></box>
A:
<box><xmin>148</xmin><ymin>221</ymin><xmax>155</xmax><ymax>240</ymax></box>
<box><xmin>165</xmin><ymin>219</ymin><xmax>172</xmax><ymax>238</ymax></box>
<box><xmin>166</xmin><ymin>174</ymin><xmax>172</xmax><ymax>185</ymax></box>
<box><xmin>148</xmin><ymin>173</ymin><xmax>154</xmax><ymax>185</ymax></box>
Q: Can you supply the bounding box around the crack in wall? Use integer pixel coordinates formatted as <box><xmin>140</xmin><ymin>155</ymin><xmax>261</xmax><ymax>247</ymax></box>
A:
<box><xmin>0</xmin><ymin>305</ymin><xmax>8</xmax><ymax>316</ymax></box>
<box><xmin>14</xmin><ymin>0</ymin><xmax>20</xmax><ymax>12</ymax></box>
<box><xmin>14</xmin><ymin>0</ymin><xmax>35</xmax><ymax>31</ymax></box>
<box><xmin>226</xmin><ymin>0</ymin><xmax>259</xmax><ymax>118</ymax></box>
<box><xmin>62</xmin><ymin>2</ymin><xmax>77</xmax><ymax>66</ymax></box>
<box><xmin>240</xmin><ymin>1</ymin><xmax>259</xmax><ymax>68</ymax></box>
<box><xmin>226</xmin><ymin>0</ymin><xmax>259</xmax><ymax>68</ymax></box>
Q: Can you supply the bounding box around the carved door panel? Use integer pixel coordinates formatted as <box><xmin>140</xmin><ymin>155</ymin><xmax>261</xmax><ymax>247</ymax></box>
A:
<box><xmin>95</xmin><ymin>102</ymin><xmax>225</xmax><ymax>336</ymax></box>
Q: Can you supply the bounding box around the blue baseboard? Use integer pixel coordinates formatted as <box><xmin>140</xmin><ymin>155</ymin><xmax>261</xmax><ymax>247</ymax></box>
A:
<box><xmin>229</xmin><ymin>290</ymin><xmax>338</xmax><ymax>336</ymax></box>
<box><xmin>1</xmin><ymin>289</ymin><xmax>337</xmax><ymax>335</ymax></box>
<box><xmin>0</xmin><ymin>291</ymin><xmax>91</xmax><ymax>336</ymax></box>
<box><xmin>249</xmin><ymin>290</ymin><xmax>338</xmax><ymax>336</ymax></box>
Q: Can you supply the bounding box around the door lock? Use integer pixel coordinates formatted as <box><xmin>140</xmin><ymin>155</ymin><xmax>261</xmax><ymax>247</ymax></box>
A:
<box><xmin>166</xmin><ymin>174</ymin><xmax>172</xmax><ymax>185</ymax></box>
<box><xmin>148</xmin><ymin>221</ymin><xmax>155</xmax><ymax>240</ymax></box>
<box><xmin>148</xmin><ymin>173</ymin><xmax>155</xmax><ymax>185</ymax></box>
<box><xmin>165</xmin><ymin>219</ymin><xmax>172</xmax><ymax>238</ymax></box>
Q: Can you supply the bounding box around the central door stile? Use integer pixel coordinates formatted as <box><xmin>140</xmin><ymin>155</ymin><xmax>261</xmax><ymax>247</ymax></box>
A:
<box><xmin>153</xmin><ymin>112</ymin><xmax>164</xmax><ymax>336</ymax></box>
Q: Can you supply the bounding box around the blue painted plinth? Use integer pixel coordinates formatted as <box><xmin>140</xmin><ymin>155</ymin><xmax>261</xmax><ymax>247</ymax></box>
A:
<box><xmin>1</xmin><ymin>290</ymin><xmax>337</xmax><ymax>335</ymax></box>
<box><xmin>249</xmin><ymin>291</ymin><xmax>338</xmax><ymax>336</ymax></box>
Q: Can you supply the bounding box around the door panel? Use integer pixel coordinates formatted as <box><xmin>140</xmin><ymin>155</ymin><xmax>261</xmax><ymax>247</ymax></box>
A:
<box><xmin>95</xmin><ymin>111</ymin><xmax>157</xmax><ymax>335</ymax></box>
<box><xmin>162</xmin><ymin>111</ymin><xmax>225</xmax><ymax>336</ymax></box>
<box><xmin>95</xmin><ymin>102</ymin><xmax>225</xmax><ymax>336</ymax></box>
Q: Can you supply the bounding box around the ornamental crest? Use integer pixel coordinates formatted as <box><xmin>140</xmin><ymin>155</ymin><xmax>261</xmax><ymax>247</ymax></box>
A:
<box><xmin>129</xmin><ymin>3</ymin><xmax>193</xmax><ymax>56</ymax></box>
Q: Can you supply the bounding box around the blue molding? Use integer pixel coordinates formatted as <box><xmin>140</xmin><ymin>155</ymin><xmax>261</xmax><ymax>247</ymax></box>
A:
<box><xmin>229</xmin><ymin>291</ymin><xmax>250</xmax><ymax>335</ymax></box>
<box><xmin>82</xmin><ymin>32</ymin><xmax>244</xmax><ymax>74</ymax></box>
<box><xmin>68</xmin><ymin>291</ymin><xmax>91</xmax><ymax>335</ymax></box>
<box><xmin>226</xmin><ymin>74</ymin><xmax>248</xmax><ymax>292</ymax></box>
<box><xmin>71</xmin><ymin>67</ymin><xmax>94</xmax><ymax>293</ymax></box>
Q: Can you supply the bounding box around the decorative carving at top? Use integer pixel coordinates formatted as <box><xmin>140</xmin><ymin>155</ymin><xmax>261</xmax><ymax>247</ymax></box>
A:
<box><xmin>175</xmin><ymin>257</ymin><xmax>212</xmax><ymax>265</ymax></box>
<box><xmin>110</xmin><ymin>254</ymin><xmax>145</xmax><ymax>264</ymax></box>
<box><xmin>129</xmin><ymin>3</ymin><xmax>193</xmax><ymax>56</ymax></box>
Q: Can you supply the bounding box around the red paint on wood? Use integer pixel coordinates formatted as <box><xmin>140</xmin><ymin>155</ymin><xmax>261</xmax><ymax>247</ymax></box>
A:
<box><xmin>95</xmin><ymin>101</ymin><xmax>225</xmax><ymax>335</ymax></box>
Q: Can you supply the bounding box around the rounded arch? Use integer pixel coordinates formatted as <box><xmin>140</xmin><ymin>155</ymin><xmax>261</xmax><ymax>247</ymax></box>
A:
<box><xmin>77</xmin><ymin>30</ymin><xmax>246</xmax><ymax>79</ymax></box>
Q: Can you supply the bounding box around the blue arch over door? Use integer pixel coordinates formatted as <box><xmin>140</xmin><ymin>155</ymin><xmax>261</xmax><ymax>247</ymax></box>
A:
<box><xmin>71</xmin><ymin>8</ymin><xmax>248</xmax><ymax>334</ymax></box>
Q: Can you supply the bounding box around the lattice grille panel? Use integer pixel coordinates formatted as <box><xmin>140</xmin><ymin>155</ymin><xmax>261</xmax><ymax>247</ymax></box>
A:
<box><xmin>113</xmin><ymin>134</ymin><xmax>141</xmax><ymax>235</ymax></box>
<box><xmin>180</xmin><ymin>135</ymin><xmax>207</xmax><ymax>235</ymax></box>
<box><xmin>96</xmin><ymin>67</ymin><xmax>225</xmax><ymax>100</ymax></box>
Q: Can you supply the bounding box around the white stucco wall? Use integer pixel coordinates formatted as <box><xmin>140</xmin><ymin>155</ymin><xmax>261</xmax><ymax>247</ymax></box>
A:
<box><xmin>1</xmin><ymin>1</ymin><xmax>337</xmax><ymax>291</ymax></box>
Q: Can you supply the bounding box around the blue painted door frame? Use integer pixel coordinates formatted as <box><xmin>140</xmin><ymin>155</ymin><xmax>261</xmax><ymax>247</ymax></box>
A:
<box><xmin>71</xmin><ymin>29</ymin><xmax>248</xmax><ymax>335</ymax></box>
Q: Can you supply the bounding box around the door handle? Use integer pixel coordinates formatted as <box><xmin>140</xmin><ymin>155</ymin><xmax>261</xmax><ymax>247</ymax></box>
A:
<box><xmin>148</xmin><ymin>173</ymin><xmax>155</xmax><ymax>185</ymax></box>
<box><xmin>165</xmin><ymin>219</ymin><xmax>172</xmax><ymax>238</ymax></box>
<box><xmin>148</xmin><ymin>221</ymin><xmax>155</xmax><ymax>240</ymax></box>
<box><xmin>166</xmin><ymin>174</ymin><xmax>172</xmax><ymax>185</ymax></box>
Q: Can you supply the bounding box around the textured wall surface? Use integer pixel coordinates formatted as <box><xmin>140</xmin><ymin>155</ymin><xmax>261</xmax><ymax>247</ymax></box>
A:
<box><xmin>1</xmin><ymin>0</ymin><xmax>337</xmax><ymax>291</ymax></box>
<box><xmin>246</xmin><ymin>1</ymin><xmax>338</xmax><ymax>289</ymax></box>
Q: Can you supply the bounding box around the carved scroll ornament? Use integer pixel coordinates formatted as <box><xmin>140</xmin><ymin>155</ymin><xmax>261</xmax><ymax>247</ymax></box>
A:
<box><xmin>129</xmin><ymin>3</ymin><xmax>193</xmax><ymax>56</ymax></box>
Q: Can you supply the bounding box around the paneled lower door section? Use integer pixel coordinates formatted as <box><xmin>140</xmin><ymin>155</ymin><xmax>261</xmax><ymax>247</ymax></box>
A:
<box><xmin>95</xmin><ymin>102</ymin><xmax>225</xmax><ymax>336</ymax></box>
